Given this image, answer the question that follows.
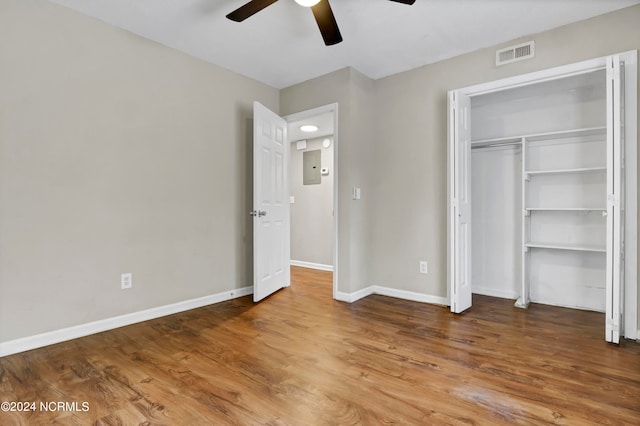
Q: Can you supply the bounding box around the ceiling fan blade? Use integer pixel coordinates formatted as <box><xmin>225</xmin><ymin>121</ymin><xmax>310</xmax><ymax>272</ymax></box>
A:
<box><xmin>388</xmin><ymin>0</ymin><xmax>416</xmax><ymax>4</ymax></box>
<box><xmin>311</xmin><ymin>0</ymin><xmax>343</xmax><ymax>46</ymax></box>
<box><xmin>226</xmin><ymin>0</ymin><xmax>279</xmax><ymax>22</ymax></box>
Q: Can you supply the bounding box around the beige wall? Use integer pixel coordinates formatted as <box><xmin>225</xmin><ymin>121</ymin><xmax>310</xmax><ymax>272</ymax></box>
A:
<box><xmin>290</xmin><ymin>137</ymin><xmax>334</xmax><ymax>267</ymax></box>
<box><xmin>369</xmin><ymin>5</ymin><xmax>640</xmax><ymax>319</ymax></box>
<box><xmin>0</xmin><ymin>0</ymin><xmax>278</xmax><ymax>342</ymax></box>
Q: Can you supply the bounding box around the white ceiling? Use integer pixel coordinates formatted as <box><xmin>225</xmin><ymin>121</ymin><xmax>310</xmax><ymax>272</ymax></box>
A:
<box><xmin>50</xmin><ymin>0</ymin><xmax>640</xmax><ymax>89</ymax></box>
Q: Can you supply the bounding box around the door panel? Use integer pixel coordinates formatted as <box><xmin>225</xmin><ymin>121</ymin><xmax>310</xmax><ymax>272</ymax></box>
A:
<box><xmin>448</xmin><ymin>91</ymin><xmax>473</xmax><ymax>313</ymax></box>
<box><xmin>605</xmin><ymin>55</ymin><xmax>624</xmax><ymax>343</ymax></box>
<box><xmin>253</xmin><ymin>102</ymin><xmax>290</xmax><ymax>302</ymax></box>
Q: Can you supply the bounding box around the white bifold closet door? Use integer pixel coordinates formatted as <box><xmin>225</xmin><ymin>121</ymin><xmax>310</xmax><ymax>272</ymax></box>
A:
<box><xmin>605</xmin><ymin>55</ymin><xmax>623</xmax><ymax>344</ymax></box>
<box><xmin>448</xmin><ymin>91</ymin><xmax>473</xmax><ymax>314</ymax></box>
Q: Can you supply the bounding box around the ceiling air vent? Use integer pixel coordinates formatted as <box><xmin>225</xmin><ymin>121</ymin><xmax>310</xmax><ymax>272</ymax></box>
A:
<box><xmin>496</xmin><ymin>41</ymin><xmax>535</xmax><ymax>66</ymax></box>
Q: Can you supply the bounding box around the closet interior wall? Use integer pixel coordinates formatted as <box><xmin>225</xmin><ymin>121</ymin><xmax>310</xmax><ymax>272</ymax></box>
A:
<box><xmin>470</xmin><ymin>69</ymin><xmax>607</xmax><ymax>312</ymax></box>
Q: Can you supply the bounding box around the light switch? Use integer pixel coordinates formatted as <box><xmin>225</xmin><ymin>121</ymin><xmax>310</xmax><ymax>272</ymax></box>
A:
<box><xmin>290</xmin><ymin>196</ymin><xmax>295</xmax><ymax>204</ymax></box>
<box><xmin>352</xmin><ymin>187</ymin><xmax>361</xmax><ymax>200</ymax></box>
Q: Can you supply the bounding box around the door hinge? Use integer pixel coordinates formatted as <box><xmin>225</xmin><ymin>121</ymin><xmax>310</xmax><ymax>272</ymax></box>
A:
<box><xmin>606</xmin><ymin>317</ymin><xmax>620</xmax><ymax>332</ymax></box>
<box><xmin>608</xmin><ymin>194</ymin><xmax>619</xmax><ymax>207</ymax></box>
<box><xmin>608</xmin><ymin>58</ymin><xmax>621</xmax><ymax>80</ymax></box>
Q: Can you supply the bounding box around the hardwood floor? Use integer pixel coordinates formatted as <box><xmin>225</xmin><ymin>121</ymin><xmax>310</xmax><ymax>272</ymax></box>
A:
<box><xmin>1</xmin><ymin>266</ymin><xmax>639</xmax><ymax>425</ymax></box>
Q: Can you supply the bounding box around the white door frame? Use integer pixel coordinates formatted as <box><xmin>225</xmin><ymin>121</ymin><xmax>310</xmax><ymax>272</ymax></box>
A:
<box><xmin>605</xmin><ymin>54</ymin><xmax>624</xmax><ymax>343</ymax></box>
<box><xmin>448</xmin><ymin>51</ymin><xmax>637</xmax><ymax>340</ymax></box>
<box><xmin>284</xmin><ymin>103</ymin><xmax>340</xmax><ymax>300</ymax></box>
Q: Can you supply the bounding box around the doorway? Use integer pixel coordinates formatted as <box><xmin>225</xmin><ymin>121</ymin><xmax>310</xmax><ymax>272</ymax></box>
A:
<box><xmin>285</xmin><ymin>104</ymin><xmax>338</xmax><ymax>299</ymax></box>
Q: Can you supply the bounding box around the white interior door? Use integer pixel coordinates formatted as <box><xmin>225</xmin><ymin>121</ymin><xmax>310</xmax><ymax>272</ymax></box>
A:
<box><xmin>605</xmin><ymin>55</ymin><xmax>624</xmax><ymax>343</ymax></box>
<box><xmin>253</xmin><ymin>102</ymin><xmax>290</xmax><ymax>302</ymax></box>
<box><xmin>448</xmin><ymin>91</ymin><xmax>473</xmax><ymax>313</ymax></box>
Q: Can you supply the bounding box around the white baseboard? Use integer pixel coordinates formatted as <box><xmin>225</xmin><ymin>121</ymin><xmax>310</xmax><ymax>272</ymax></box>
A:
<box><xmin>351</xmin><ymin>286</ymin><xmax>375</xmax><ymax>302</ymax></box>
<box><xmin>290</xmin><ymin>260</ymin><xmax>333</xmax><ymax>272</ymax></box>
<box><xmin>334</xmin><ymin>291</ymin><xmax>352</xmax><ymax>302</ymax></box>
<box><xmin>0</xmin><ymin>286</ymin><xmax>253</xmax><ymax>358</ymax></box>
<box><xmin>335</xmin><ymin>285</ymin><xmax>447</xmax><ymax>306</ymax></box>
<box><xmin>335</xmin><ymin>287</ymin><xmax>372</xmax><ymax>303</ymax></box>
<box><xmin>372</xmin><ymin>286</ymin><xmax>448</xmax><ymax>306</ymax></box>
<box><xmin>472</xmin><ymin>287</ymin><xmax>518</xmax><ymax>300</ymax></box>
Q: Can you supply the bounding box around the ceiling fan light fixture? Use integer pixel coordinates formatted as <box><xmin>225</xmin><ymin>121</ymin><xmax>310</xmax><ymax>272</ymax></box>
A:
<box><xmin>295</xmin><ymin>0</ymin><xmax>321</xmax><ymax>7</ymax></box>
<box><xmin>226</xmin><ymin>0</ymin><xmax>414</xmax><ymax>46</ymax></box>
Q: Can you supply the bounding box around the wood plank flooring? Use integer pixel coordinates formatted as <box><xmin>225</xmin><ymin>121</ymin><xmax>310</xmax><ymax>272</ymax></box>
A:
<box><xmin>1</xmin><ymin>266</ymin><xmax>639</xmax><ymax>425</ymax></box>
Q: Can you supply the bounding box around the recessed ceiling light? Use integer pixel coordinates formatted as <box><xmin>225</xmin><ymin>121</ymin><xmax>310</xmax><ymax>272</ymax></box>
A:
<box><xmin>300</xmin><ymin>125</ymin><xmax>318</xmax><ymax>132</ymax></box>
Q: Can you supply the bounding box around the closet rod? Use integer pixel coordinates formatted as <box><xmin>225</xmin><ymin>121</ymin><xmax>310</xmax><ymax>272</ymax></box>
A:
<box><xmin>471</xmin><ymin>140</ymin><xmax>522</xmax><ymax>150</ymax></box>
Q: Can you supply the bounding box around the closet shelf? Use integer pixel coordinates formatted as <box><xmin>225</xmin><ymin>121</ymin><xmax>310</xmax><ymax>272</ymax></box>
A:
<box><xmin>525</xmin><ymin>241</ymin><xmax>606</xmax><ymax>253</ymax></box>
<box><xmin>525</xmin><ymin>126</ymin><xmax>606</xmax><ymax>142</ymax></box>
<box><xmin>526</xmin><ymin>207</ymin><xmax>606</xmax><ymax>212</ymax></box>
<box><xmin>526</xmin><ymin>167</ymin><xmax>606</xmax><ymax>176</ymax></box>
<box><xmin>471</xmin><ymin>135</ymin><xmax>522</xmax><ymax>148</ymax></box>
<box><xmin>471</xmin><ymin>126</ymin><xmax>606</xmax><ymax>148</ymax></box>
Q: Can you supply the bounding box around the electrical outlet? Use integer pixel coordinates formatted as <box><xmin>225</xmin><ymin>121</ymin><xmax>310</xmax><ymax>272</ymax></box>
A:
<box><xmin>419</xmin><ymin>261</ymin><xmax>428</xmax><ymax>274</ymax></box>
<box><xmin>121</xmin><ymin>273</ymin><xmax>132</xmax><ymax>290</ymax></box>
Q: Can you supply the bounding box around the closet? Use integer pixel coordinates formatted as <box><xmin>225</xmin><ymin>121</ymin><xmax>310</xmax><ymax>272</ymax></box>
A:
<box><xmin>448</xmin><ymin>52</ymin><xmax>637</xmax><ymax>343</ymax></box>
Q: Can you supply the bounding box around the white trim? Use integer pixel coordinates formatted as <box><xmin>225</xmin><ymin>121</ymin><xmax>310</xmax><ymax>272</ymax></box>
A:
<box><xmin>284</xmin><ymin>103</ymin><xmax>339</xmax><ymax>301</ymax></box>
<box><xmin>334</xmin><ymin>287</ymin><xmax>373</xmax><ymax>303</ymax></box>
<box><xmin>334</xmin><ymin>291</ymin><xmax>352</xmax><ymax>302</ymax></box>
<box><xmin>621</xmin><ymin>50</ymin><xmax>638</xmax><ymax>342</ymax></box>
<box><xmin>0</xmin><ymin>286</ymin><xmax>253</xmax><ymax>357</ymax></box>
<box><xmin>351</xmin><ymin>286</ymin><xmax>375</xmax><ymax>302</ymax></box>
<box><xmin>335</xmin><ymin>285</ymin><xmax>447</xmax><ymax>306</ymax></box>
<box><xmin>459</xmin><ymin>55</ymin><xmax>608</xmax><ymax>97</ymax></box>
<box><xmin>472</xmin><ymin>287</ymin><xmax>518</xmax><ymax>300</ymax></box>
<box><xmin>290</xmin><ymin>260</ymin><xmax>333</xmax><ymax>272</ymax></box>
<box><xmin>372</xmin><ymin>286</ymin><xmax>448</xmax><ymax>306</ymax></box>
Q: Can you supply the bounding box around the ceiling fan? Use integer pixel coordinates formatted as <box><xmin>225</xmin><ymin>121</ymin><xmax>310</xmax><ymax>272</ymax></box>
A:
<box><xmin>226</xmin><ymin>0</ymin><xmax>416</xmax><ymax>46</ymax></box>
